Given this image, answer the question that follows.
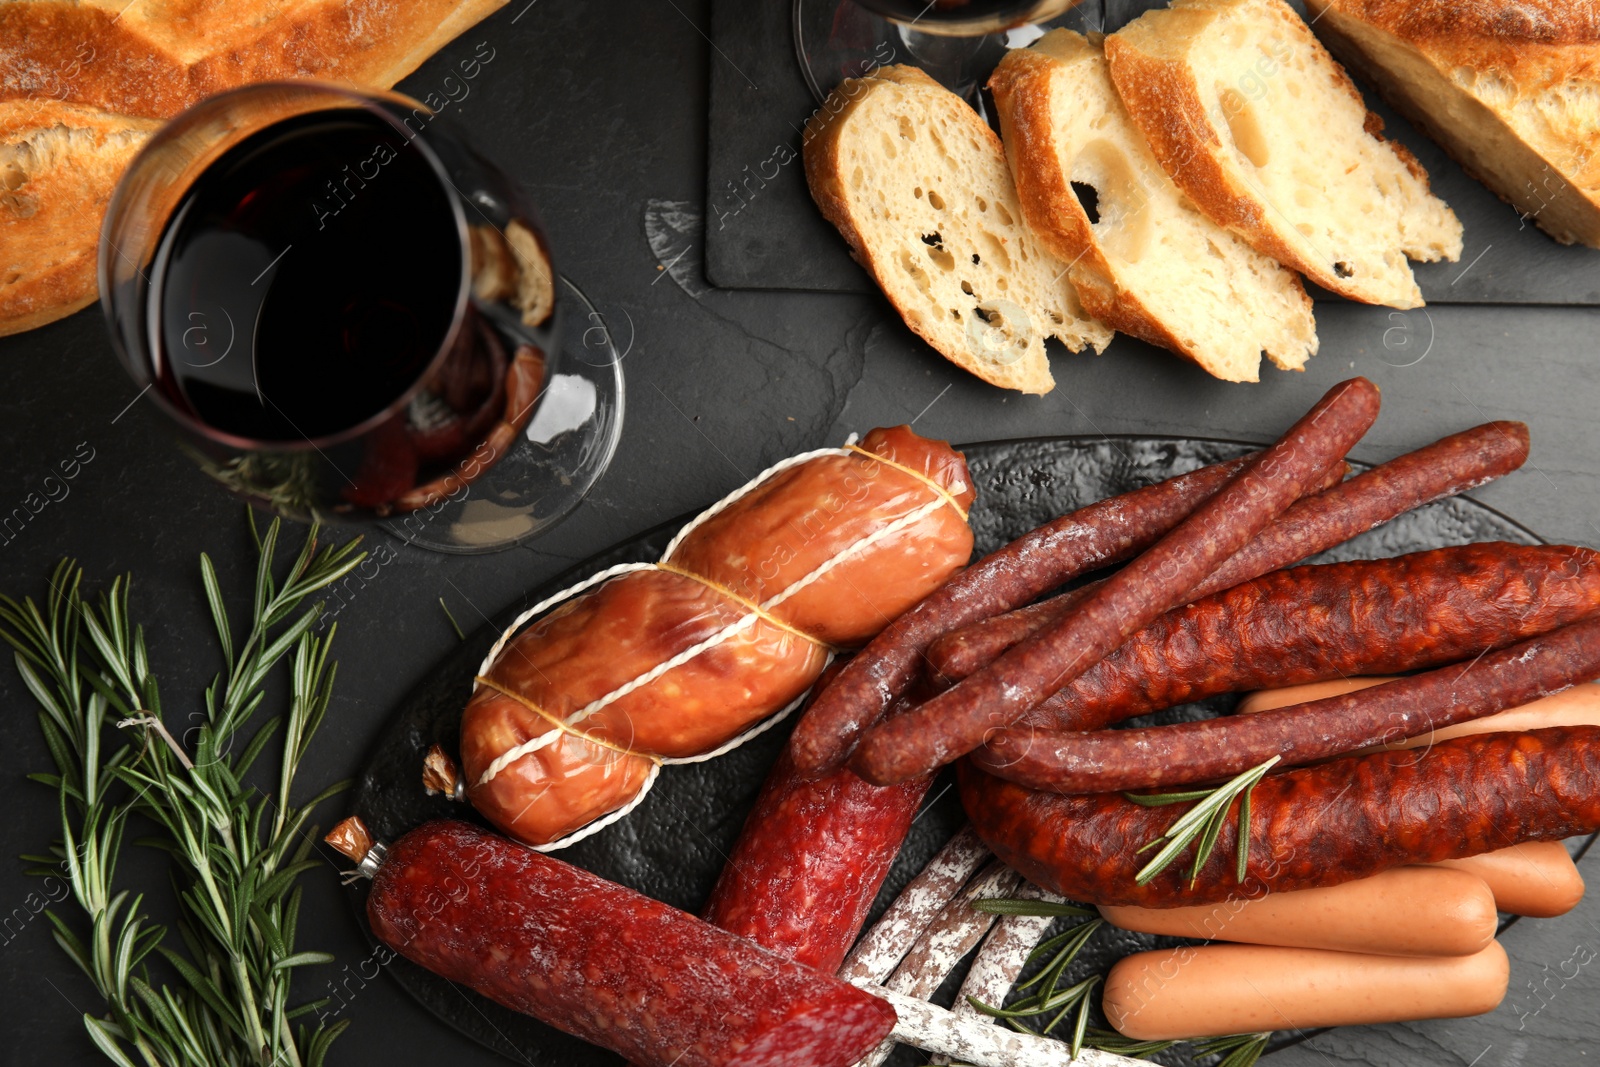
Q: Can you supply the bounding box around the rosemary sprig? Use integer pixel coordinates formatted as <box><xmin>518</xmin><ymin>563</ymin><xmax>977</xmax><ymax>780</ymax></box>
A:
<box><xmin>970</xmin><ymin>898</ymin><xmax>1094</xmax><ymax>918</ymax></box>
<box><xmin>1193</xmin><ymin>1031</ymin><xmax>1272</xmax><ymax>1067</ymax></box>
<box><xmin>2</xmin><ymin>517</ymin><xmax>364</xmax><ymax>1067</ymax></box>
<box><xmin>1127</xmin><ymin>756</ymin><xmax>1281</xmax><ymax>886</ymax></box>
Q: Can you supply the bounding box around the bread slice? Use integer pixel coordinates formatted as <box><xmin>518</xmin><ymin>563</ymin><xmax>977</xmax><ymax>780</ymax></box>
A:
<box><xmin>1104</xmin><ymin>0</ymin><xmax>1463</xmax><ymax>309</ymax></box>
<box><xmin>991</xmin><ymin>31</ymin><xmax>1317</xmax><ymax>383</ymax></box>
<box><xmin>1305</xmin><ymin>0</ymin><xmax>1600</xmax><ymax>248</ymax></box>
<box><xmin>804</xmin><ymin>65</ymin><xmax>1112</xmax><ymax>395</ymax></box>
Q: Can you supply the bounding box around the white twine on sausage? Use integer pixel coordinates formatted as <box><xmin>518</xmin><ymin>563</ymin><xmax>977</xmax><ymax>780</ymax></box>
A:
<box><xmin>469</xmin><ymin>435</ymin><xmax>968</xmax><ymax>848</ymax></box>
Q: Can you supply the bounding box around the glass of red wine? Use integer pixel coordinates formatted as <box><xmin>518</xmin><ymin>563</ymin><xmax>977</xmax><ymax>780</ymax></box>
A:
<box><xmin>101</xmin><ymin>81</ymin><xmax>624</xmax><ymax>553</ymax></box>
<box><xmin>794</xmin><ymin>0</ymin><xmax>1095</xmax><ymax>115</ymax></box>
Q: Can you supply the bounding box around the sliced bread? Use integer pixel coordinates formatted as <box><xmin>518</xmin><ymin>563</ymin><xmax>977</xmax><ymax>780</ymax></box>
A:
<box><xmin>1104</xmin><ymin>0</ymin><xmax>1464</xmax><ymax>309</ymax></box>
<box><xmin>990</xmin><ymin>30</ymin><xmax>1318</xmax><ymax>383</ymax></box>
<box><xmin>1305</xmin><ymin>0</ymin><xmax>1600</xmax><ymax>248</ymax></box>
<box><xmin>804</xmin><ymin>64</ymin><xmax>1113</xmax><ymax>395</ymax></box>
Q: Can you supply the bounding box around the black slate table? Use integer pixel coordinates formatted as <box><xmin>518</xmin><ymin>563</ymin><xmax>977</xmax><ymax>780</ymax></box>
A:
<box><xmin>2</xmin><ymin>3</ymin><xmax>1598</xmax><ymax>1066</ymax></box>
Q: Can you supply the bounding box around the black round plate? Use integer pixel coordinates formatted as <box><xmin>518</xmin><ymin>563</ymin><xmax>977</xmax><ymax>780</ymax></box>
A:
<box><xmin>347</xmin><ymin>435</ymin><xmax>1584</xmax><ymax>1067</ymax></box>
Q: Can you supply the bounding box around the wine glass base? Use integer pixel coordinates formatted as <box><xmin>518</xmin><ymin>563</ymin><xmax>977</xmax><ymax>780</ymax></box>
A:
<box><xmin>382</xmin><ymin>275</ymin><xmax>625</xmax><ymax>554</ymax></box>
<box><xmin>793</xmin><ymin>0</ymin><xmax>1101</xmax><ymax>114</ymax></box>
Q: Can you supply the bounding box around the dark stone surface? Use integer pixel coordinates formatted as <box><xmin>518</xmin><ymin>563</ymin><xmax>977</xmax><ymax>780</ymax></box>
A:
<box><xmin>1</xmin><ymin>3</ymin><xmax>1599</xmax><ymax>1067</ymax></box>
<box><xmin>708</xmin><ymin>0</ymin><xmax>1600</xmax><ymax>303</ymax></box>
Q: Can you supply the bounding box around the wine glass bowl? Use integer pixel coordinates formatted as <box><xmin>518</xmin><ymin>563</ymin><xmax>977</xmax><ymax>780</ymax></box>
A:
<box><xmin>101</xmin><ymin>81</ymin><xmax>623</xmax><ymax>553</ymax></box>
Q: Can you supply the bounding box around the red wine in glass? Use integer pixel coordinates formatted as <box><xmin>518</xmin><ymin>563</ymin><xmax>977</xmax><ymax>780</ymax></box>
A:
<box><xmin>102</xmin><ymin>82</ymin><xmax>624</xmax><ymax>553</ymax></box>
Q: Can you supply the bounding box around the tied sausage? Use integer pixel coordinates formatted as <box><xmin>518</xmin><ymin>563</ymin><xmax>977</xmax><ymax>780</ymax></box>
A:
<box><xmin>974</xmin><ymin>613</ymin><xmax>1600</xmax><ymax>793</ymax></box>
<box><xmin>701</xmin><ymin>680</ymin><xmax>932</xmax><ymax>973</ymax></box>
<box><xmin>1102</xmin><ymin>942</ymin><xmax>1510</xmax><ymax>1041</ymax></box>
<box><xmin>461</xmin><ymin>425</ymin><xmax>974</xmax><ymax>846</ymax></box>
<box><xmin>929</xmin><ymin>421</ymin><xmax>1531</xmax><ymax>681</ymax></box>
<box><xmin>366</xmin><ymin>820</ymin><xmax>898</xmax><ymax>1067</ymax></box>
<box><xmin>853</xmin><ymin>377</ymin><xmax>1381</xmax><ymax>785</ymax></box>
<box><xmin>986</xmin><ymin>543</ymin><xmax>1600</xmax><ymax>737</ymax></box>
<box><xmin>787</xmin><ymin>452</ymin><xmax>1257</xmax><ymax>776</ymax></box>
<box><xmin>960</xmin><ymin>726</ymin><xmax>1600</xmax><ymax>908</ymax></box>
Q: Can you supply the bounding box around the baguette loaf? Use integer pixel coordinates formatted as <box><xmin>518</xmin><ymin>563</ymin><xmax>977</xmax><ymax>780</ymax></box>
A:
<box><xmin>1105</xmin><ymin>0</ymin><xmax>1463</xmax><ymax>309</ymax></box>
<box><xmin>1305</xmin><ymin>0</ymin><xmax>1600</xmax><ymax>248</ymax></box>
<box><xmin>0</xmin><ymin>0</ymin><xmax>506</xmax><ymax>336</ymax></box>
<box><xmin>804</xmin><ymin>64</ymin><xmax>1112</xmax><ymax>395</ymax></box>
<box><xmin>991</xmin><ymin>30</ymin><xmax>1318</xmax><ymax>383</ymax></box>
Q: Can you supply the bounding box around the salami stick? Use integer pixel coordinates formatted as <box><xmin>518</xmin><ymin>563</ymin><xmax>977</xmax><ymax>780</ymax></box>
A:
<box><xmin>976</xmin><ymin>614</ymin><xmax>1600</xmax><ymax>793</ymax></box>
<box><xmin>838</xmin><ymin>825</ymin><xmax>992</xmax><ymax>984</ymax></box>
<box><xmin>344</xmin><ymin>819</ymin><xmax>896</xmax><ymax>1067</ymax></box>
<box><xmin>702</xmin><ymin>668</ymin><xmax>934</xmax><ymax>974</ymax></box>
<box><xmin>977</xmin><ymin>544</ymin><xmax>1600</xmax><ymax>735</ymax></box>
<box><xmin>856</xmin><ymin>377</ymin><xmax>1382</xmax><ymax>785</ymax></box>
<box><xmin>930</xmin><ymin>421</ymin><xmax>1530</xmax><ymax>682</ymax></box>
<box><xmin>786</xmin><ymin>453</ymin><xmax>1255</xmax><ymax>777</ymax></box>
<box><xmin>945</xmin><ymin>879</ymin><xmax>1065</xmax><ymax>1044</ymax></box>
<box><xmin>961</xmin><ymin>725</ymin><xmax>1600</xmax><ymax>908</ymax></box>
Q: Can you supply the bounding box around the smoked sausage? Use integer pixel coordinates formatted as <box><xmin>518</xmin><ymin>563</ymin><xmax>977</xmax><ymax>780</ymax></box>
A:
<box><xmin>929</xmin><ymin>422</ymin><xmax>1529</xmax><ymax>681</ymax></box>
<box><xmin>853</xmin><ymin>377</ymin><xmax>1381</xmax><ymax>785</ymax></box>
<box><xmin>461</xmin><ymin>425</ymin><xmax>973</xmax><ymax>846</ymax></box>
<box><xmin>961</xmin><ymin>725</ymin><xmax>1600</xmax><ymax>908</ymax></box>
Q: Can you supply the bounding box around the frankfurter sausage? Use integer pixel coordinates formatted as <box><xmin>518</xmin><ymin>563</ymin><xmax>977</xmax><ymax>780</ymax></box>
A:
<box><xmin>1102</xmin><ymin>942</ymin><xmax>1509</xmax><ymax>1041</ymax></box>
<box><xmin>1099</xmin><ymin>866</ymin><xmax>1498</xmax><ymax>957</ymax></box>
<box><xmin>991</xmin><ymin>543</ymin><xmax>1600</xmax><ymax>736</ymax></box>
<box><xmin>973</xmin><ymin>615</ymin><xmax>1600</xmax><ymax>794</ymax></box>
<box><xmin>854</xmin><ymin>377</ymin><xmax>1381</xmax><ymax>785</ymax></box>
<box><xmin>462</xmin><ymin>425</ymin><xmax>973</xmax><ymax>846</ymax></box>
<box><xmin>960</xmin><ymin>726</ymin><xmax>1600</xmax><ymax>908</ymax></box>
<box><xmin>788</xmin><ymin>452</ymin><xmax>1257</xmax><ymax>777</ymax></box>
<box><xmin>928</xmin><ymin>422</ymin><xmax>1529</xmax><ymax>682</ymax></box>
<box><xmin>361</xmin><ymin>820</ymin><xmax>898</xmax><ymax>1067</ymax></box>
<box><xmin>1434</xmin><ymin>842</ymin><xmax>1586</xmax><ymax>919</ymax></box>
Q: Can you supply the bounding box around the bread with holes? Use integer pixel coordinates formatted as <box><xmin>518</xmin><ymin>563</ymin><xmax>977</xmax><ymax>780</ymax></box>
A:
<box><xmin>1305</xmin><ymin>0</ymin><xmax>1600</xmax><ymax>248</ymax></box>
<box><xmin>1104</xmin><ymin>0</ymin><xmax>1463</xmax><ymax>309</ymax></box>
<box><xmin>0</xmin><ymin>0</ymin><xmax>506</xmax><ymax>336</ymax></box>
<box><xmin>991</xmin><ymin>30</ymin><xmax>1317</xmax><ymax>383</ymax></box>
<box><xmin>804</xmin><ymin>64</ymin><xmax>1112</xmax><ymax>395</ymax></box>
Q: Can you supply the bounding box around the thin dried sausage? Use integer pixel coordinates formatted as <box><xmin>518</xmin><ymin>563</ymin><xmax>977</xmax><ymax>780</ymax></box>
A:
<box><xmin>853</xmin><ymin>377</ymin><xmax>1382</xmax><ymax>785</ymax></box>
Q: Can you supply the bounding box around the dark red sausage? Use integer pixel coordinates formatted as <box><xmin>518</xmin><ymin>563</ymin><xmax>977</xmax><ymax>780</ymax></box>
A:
<box><xmin>976</xmin><ymin>613</ymin><xmax>1600</xmax><ymax>792</ymax></box>
<box><xmin>853</xmin><ymin>377</ymin><xmax>1382</xmax><ymax>786</ymax></box>
<box><xmin>998</xmin><ymin>543</ymin><xmax>1600</xmax><ymax>735</ymax></box>
<box><xmin>960</xmin><ymin>725</ymin><xmax>1600</xmax><ymax>908</ymax></box>
<box><xmin>367</xmin><ymin>820</ymin><xmax>897</xmax><ymax>1067</ymax></box>
<box><xmin>929</xmin><ymin>422</ymin><xmax>1531</xmax><ymax>682</ymax></box>
<box><xmin>785</xmin><ymin>452</ymin><xmax>1254</xmax><ymax>777</ymax></box>
<box><xmin>702</xmin><ymin>675</ymin><xmax>931</xmax><ymax>972</ymax></box>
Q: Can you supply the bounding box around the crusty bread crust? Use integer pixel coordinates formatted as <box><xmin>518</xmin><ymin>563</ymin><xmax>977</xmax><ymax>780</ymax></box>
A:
<box><xmin>805</xmin><ymin>64</ymin><xmax>1110</xmax><ymax>394</ymax></box>
<box><xmin>0</xmin><ymin>0</ymin><xmax>506</xmax><ymax>336</ymax></box>
<box><xmin>1308</xmin><ymin>0</ymin><xmax>1600</xmax><ymax>246</ymax></box>
<box><xmin>1106</xmin><ymin>0</ymin><xmax>1461</xmax><ymax>308</ymax></box>
<box><xmin>991</xmin><ymin>42</ymin><xmax>1200</xmax><ymax>363</ymax></box>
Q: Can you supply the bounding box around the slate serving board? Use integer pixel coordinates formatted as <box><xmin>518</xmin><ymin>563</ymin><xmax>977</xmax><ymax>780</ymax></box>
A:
<box><xmin>344</xmin><ymin>434</ymin><xmax>1588</xmax><ymax>1067</ymax></box>
<box><xmin>704</xmin><ymin>0</ymin><xmax>1600</xmax><ymax>303</ymax></box>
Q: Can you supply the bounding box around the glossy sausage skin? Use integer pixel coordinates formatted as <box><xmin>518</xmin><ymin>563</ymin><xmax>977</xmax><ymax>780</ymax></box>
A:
<box><xmin>961</xmin><ymin>726</ymin><xmax>1600</xmax><ymax>908</ymax></box>
<box><xmin>462</xmin><ymin>425</ymin><xmax>974</xmax><ymax>845</ymax></box>
<box><xmin>1099</xmin><ymin>866</ymin><xmax>1499</xmax><ymax>957</ymax></box>
<box><xmin>1433</xmin><ymin>842</ymin><xmax>1586</xmax><ymax>918</ymax></box>
<box><xmin>976</xmin><ymin>614</ymin><xmax>1600</xmax><ymax>793</ymax></box>
<box><xmin>1103</xmin><ymin>942</ymin><xmax>1509</xmax><ymax>1041</ymax></box>
<box><xmin>853</xmin><ymin>377</ymin><xmax>1381</xmax><ymax>785</ymax></box>
<box><xmin>367</xmin><ymin>821</ymin><xmax>898</xmax><ymax>1067</ymax></box>
<box><xmin>787</xmin><ymin>452</ymin><xmax>1255</xmax><ymax>776</ymax></box>
<box><xmin>929</xmin><ymin>421</ymin><xmax>1530</xmax><ymax>681</ymax></box>
<box><xmin>998</xmin><ymin>543</ymin><xmax>1600</xmax><ymax>737</ymax></box>
<box><xmin>702</xmin><ymin>668</ymin><xmax>931</xmax><ymax>973</ymax></box>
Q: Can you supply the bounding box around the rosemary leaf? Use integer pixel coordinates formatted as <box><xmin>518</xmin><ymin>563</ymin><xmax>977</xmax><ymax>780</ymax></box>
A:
<box><xmin>1132</xmin><ymin>756</ymin><xmax>1281</xmax><ymax>886</ymax></box>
